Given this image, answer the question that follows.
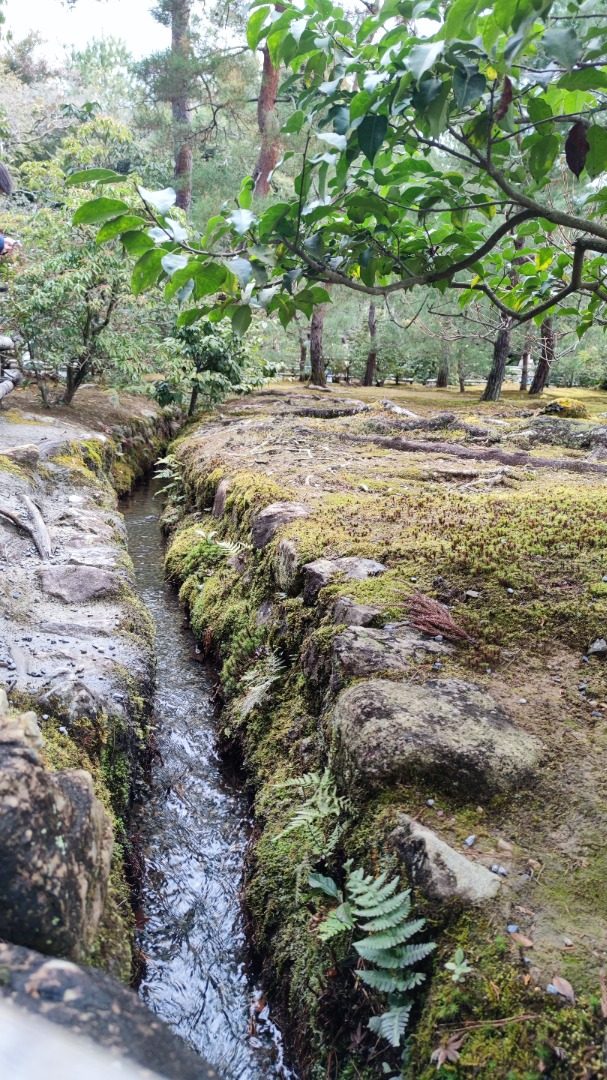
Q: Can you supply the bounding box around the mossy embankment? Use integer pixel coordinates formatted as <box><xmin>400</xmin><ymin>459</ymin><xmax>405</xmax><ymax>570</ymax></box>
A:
<box><xmin>0</xmin><ymin>389</ymin><xmax>179</xmax><ymax>980</ymax></box>
<box><xmin>163</xmin><ymin>386</ymin><xmax>607</xmax><ymax>1079</ymax></box>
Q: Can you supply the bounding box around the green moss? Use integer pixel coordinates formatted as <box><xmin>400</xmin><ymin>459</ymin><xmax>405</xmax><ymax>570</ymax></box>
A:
<box><xmin>0</xmin><ymin>454</ymin><xmax>28</xmax><ymax>478</ymax></box>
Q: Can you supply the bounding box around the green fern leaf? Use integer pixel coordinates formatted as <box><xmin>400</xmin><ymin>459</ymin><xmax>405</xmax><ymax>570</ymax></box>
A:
<box><xmin>357</xmin><ymin>968</ymin><xmax>427</xmax><ymax>993</ymax></box>
<box><xmin>308</xmin><ymin>872</ymin><xmax>341</xmax><ymax>899</ymax></box>
<box><xmin>398</xmin><ymin>941</ymin><xmax>437</xmax><ymax>965</ymax></box>
<box><xmin>318</xmin><ymin>901</ymin><xmax>355</xmax><ymax>941</ymax></box>
<box><xmin>358</xmin><ymin>897</ymin><xmax>414</xmax><ymax>930</ymax></box>
<box><xmin>355</xmin><ymin>917</ymin><xmax>427</xmax><ymax>951</ymax></box>
<box><xmin>368</xmin><ymin>1004</ymin><xmax>412</xmax><ymax>1047</ymax></box>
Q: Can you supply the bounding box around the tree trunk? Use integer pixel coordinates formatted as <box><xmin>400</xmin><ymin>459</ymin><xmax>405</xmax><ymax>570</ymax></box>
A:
<box><xmin>457</xmin><ymin>357</ymin><xmax>466</xmax><ymax>393</ymax></box>
<box><xmin>298</xmin><ymin>328</ymin><xmax>307</xmax><ymax>381</ymax></box>
<box><xmin>253</xmin><ymin>45</ymin><xmax>281</xmax><ymax>197</ymax></box>
<box><xmin>529</xmin><ymin>317</ymin><xmax>554</xmax><ymax>395</ymax></box>
<box><xmin>363</xmin><ymin>301</ymin><xmax>378</xmax><ymax>386</ymax></box>
<box><xmin>188</xmin><ymin>384</ymin><xmax>199</xmax><ymax>416</ymax></box>
<box><xmin>309</xmin><ymin>306</ymin><xmax>326</xmax><ymax>386</ymax></box>
<box><xmin>519</xmin><ymin>329</ymin><xmax>533</xmax><ymax>391</ymax></box>
<box><xmin>436</xmin><ymin>356</ymin><xmax>449</xmax><ymax>388</ymax></box>
<box><xmin>482</xmin><ymin>315</ymin><xmax>512</xmax><ymax>402</ymax></box>
<box><xmin>171</xmin><ymin>0</ymin><xmax>193</xmax><ymax>212</ymax></box>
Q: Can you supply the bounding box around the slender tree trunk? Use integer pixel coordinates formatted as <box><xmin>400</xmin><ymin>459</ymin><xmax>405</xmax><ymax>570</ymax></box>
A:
<box><xmin>457</xmin><ymin>356</ymin><xmax>466</xmax><ymax>393</ymax></box>
<box><xmin>520</xmin><ymin>329</ymin><xmax>533</xmax><ymax>391</ymax></box>
<box><xmin>298</xmin><ymin>332</ymin><xmax>308</xmax><ymax>381</ymax></box>
<box><xmin>188</xmin><ymin>384</ymin><xmax>199</xmax><ymax>416</ymax></box>
<box><xmin>253</xmin><ymin>45</ymin><xmax>281</xmax><ymax>196</ymax></box>
<box><xmin>363</xmin><ymin>301</ymin><xmax>378</xmax><ymax>386</ymax></box>
<box><xmin>309</xmin><ymin>306</ymin><xmax>326</xmax><ymax>386</ymax></box>
<box><xmin>436</xmin><ymin>356</ymin><xmax>449</xmax><ymax>388</ymax></box>
<box><xmin>529</xmin><ymin>317</ymin><xmax>554</xmax><ymax>395</ymax></box>
<box><xmin>171</xmin><ymin>0</ymin><xmax>193</xmax><ymax>212</ymax></box>
<box><xmin>482</xmin><ymin>315</ymin><xmax>512</xmax><ymax>402</ymax></box>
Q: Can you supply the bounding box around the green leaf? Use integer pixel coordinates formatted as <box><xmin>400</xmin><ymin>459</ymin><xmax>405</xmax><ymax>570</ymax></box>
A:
<box><xmin>559</xmin><ymin>69</ymin><xmax>607</xmax><ymax>92</ymax></box>
<box><xmin>66</xmin><ymin>168</ymin><xmax>124</xmax><ymax>186</ymax></box>
<box><xmin>308</xmin><ymin>872</ymin><xmax>341</xmax><ymax>899</ymax></box>
<box><xmin>543</xmin><ymin>28</ymin><xmax>581</xmax><ymax>70</ymax></box>
<box><xmin>73</xmin><ymin>197</ymin><xmax>129</xmax><ymax>226</ymax></box>
<box><xmin>231</xmin><ymin>305</ymin><xmax>252</xmax><ymax>336</ymax></box>
<box><xmin>247</xmin><ymin>4</ymin><xmax>271</xmax><ymax>49</ymax></box>
<box><xmin>357</xmin><ymin>114</ymin><xmax>388</xmax><ymax>163</ymax></box>
<box><xmin>283</xmin><ymin>109</ymin><xmax>306</xmax><ymax>134</ymax></box>
<box><xmin>528</xmin><ymin>133</ymin><xmax>559</xmax><ymax>183</ymax></box>
<box><xmin>443</xmin><ymin>0</ymin><xmax>482</xmax><ymax>40</ymax></box>
<box><xmin>350</xmin><ymin>90</ymin><xmax>373</xmax><ymax>121</ymax></box>
<box><xmin>406</xmin><ymin>41</ymin><xmax>443</xmax><ymax>81</ymax></box>
<box><xmin>453</xmin><ymin>67</ymin><xmax>486</xmax><ymax>108</ymax></box>
<box><xmin>95</xmin><ymin>214</ymin><xmax>146</xmax><ymax>244</ymax></box>
<box><xmin>368</xmin><ymin>1005</ymin><xmax>412</xmax><ymax>1048</ymax></box>
<box><xmin>131</xmin><ymin>248</ymin><xmax>165</xmax><ymax>295</ymax></box>
<box><xmin>121</xmin><ymin>230</ymin><xmax>155</xmax><ymax>257</ymax></box>
<box><xmin>258</xmin><ymin>202</ymin><xmax>291</xmax><ymax>240</ymax></box>
<box><xmin>586</xmin><ymin>126</ymin><xmax>607</xmax><ymax>179</ymax></box>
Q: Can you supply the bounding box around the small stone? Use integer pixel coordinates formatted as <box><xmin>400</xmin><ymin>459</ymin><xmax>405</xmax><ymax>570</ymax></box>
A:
<box><xmin>465</xmin><ymin>590</ymin><xmax>480</xmax><ymax>599</ymax></box>
<box><xmin>491</xmin><ymin>864</ymin><xmax>509</xmax><ymax>877</ymax></box>
<box><xmin>507</xmin><ymin>924</ymin><xmax>519</xmax><ymax>934</ymax></box>
<box><xmin>433</xmin><ymin>661</ymin><xmax>442</xmax><ymax>671</ymax></box>
<box><xmin>506</xmin><ymin>588</ymin><xmax>515</xmax><ymax>595</ymax></box>
<box><xmin>426</xmin><ymin>798</ymin><xmax>435</xmax><ymax>806</ymax></box>
<box><xmin>518</xmin><ymin>698</ymin><xmax>528</xmax><ymax>705</ymax></box>
<box><xmin>463</xmin><ymin>834</ymin><xmax>476</xmax><ymax>848</ymax></box>
<box><xmin>588</xmin><ymin>638</ymin><xmax>607</xmax><ymax>657</ymax></box>
<box><xmin>563</xmin><ymin>936</ymin><xmax>574</xmax><ymax>947</ymax></box>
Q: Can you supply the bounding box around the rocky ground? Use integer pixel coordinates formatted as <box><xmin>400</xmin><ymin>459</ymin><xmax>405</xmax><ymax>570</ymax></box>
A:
<box><xmin>164</xmin><ymin>384</ymin><xmax>607</xmax><ymax>1079</ymax></box>
<box><xmin>0</xmin><ymin>389</ymin><xmax>216</xmax><ymax>1079</ymax></box>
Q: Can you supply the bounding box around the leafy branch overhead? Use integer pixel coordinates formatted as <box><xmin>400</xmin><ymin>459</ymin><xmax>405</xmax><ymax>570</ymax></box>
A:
<box><xmin>72</xmin><ymin>0</ymin><xmax>607</xmax><ymax>339</ymax></box>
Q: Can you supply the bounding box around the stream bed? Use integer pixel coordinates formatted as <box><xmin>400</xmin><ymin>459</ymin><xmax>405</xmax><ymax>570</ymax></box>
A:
<box><xmin>123</xmin><ymin>481</ymin><xmax>290</xmax><ymax>1080</ymax></box>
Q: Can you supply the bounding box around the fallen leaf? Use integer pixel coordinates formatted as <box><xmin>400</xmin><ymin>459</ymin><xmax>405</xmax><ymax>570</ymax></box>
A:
<box><xmin>430</xmin><ymin>1033</ymin><xmax>466</xmax><ymax>1067</ymax></box>
<box><xmin>510</xmin><ymin>932</ymin><xmax>534</xmax><ymax>948</ymax></box>
<box><xmin>552</xmin><ymin>975</ymin><xmax>575</xmax><ymax>1003</ymax></box>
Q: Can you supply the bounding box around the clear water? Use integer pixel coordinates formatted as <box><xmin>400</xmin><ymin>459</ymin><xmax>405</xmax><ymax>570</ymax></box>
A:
<box><xmin>123</xmin><ymin>482</ymin><xmax>290</xmax><ymax>1080</ymax></box>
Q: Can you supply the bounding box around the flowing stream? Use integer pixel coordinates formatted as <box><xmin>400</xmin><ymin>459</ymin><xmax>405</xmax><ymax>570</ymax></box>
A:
<box><xmin>123</xmin><ymin>481</ymin><xmax>290</xmax><ymax>1080</ymax></box>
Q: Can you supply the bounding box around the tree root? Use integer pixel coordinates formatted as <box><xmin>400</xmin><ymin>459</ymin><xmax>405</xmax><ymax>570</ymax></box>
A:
<box><xmin>350</xmin><ymin>433</ymin><xmax>607</xmax><ymax>476</ymax></box>
<box><xmin>0</xmin><ymin>496</ymin><xmax>52</xmax><ymax>559</ymax></box>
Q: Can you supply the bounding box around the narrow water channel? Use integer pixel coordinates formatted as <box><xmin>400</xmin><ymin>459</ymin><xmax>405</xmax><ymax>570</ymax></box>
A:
<box><xmin>122</xmin><ymin>481</ymin><xmax>290</xmax><ymax>1080</ymax></box>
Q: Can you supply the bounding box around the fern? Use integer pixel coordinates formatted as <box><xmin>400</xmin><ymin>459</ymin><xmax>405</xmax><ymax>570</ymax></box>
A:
<box><xmin>236</xmin><ymin>650</ymin><xmax>286</xmax><ymax>718</ymax></box>
<box><xmin>154</xmin><ymin>454</ymin><xmax>186</xmax><ymax>503</ymax></box>
<box><xmin>309</xmin><ymin>862</ymin><xmax>435</xmax><ymax>1050</ymax></box>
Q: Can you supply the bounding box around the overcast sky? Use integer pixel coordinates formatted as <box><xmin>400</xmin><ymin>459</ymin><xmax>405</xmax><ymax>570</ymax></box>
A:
<box><xmin>3</xmin><ymin>0</ymin><xmax>169</xmax><ymax>59</ymax></box>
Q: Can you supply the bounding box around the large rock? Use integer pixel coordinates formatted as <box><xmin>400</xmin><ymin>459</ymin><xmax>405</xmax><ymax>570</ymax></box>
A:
<box><xmin>390</xmin><ymin>814</ymin><xmax>500</xmax><ymax>904</ymax></box>
<box><xmin>274</xmin><ymin>537</ymin><xmax>302</xmax><ymax>592</ymax></box>
<box><xmin>331</xmin><ymin>677</ymin><xmax>540</xmax><ymax>796</ymax></box>
<box><xmin>510</xmin><ymin>416</ymin><xmax>607</xmax><ymax>451</ymax></box>
<box><xmin>332</xmin><ymin>596</ymin><xmax>382</xmax><ymax>627</ymax></box>
<box><xmin>250</xmin><ymin>501</ymin><xmax>310</xmax><ymax>548</ymax></box>
<box><xmin>39</xmin><ymin>564</ymin><xmax>123</xmax><ymax>603</ymax></box>
<box><xmin>329</xmin><ymin>623</ymin><xmax>452</xmax><ymax>691</ymax></box>
<box><xmin>303</xmin><ymin>556</ymin><xmax>386</xmax><ymax>604</ymax></box>
<box><xmin>0</xmin><ymin>696</ymin><xmax>113</xmax><ymax>959</ymax></box>
<box><xmin>0</xmin><ymin>942</ymin><xmax>218</xmax><ymax>1080</ymax></box>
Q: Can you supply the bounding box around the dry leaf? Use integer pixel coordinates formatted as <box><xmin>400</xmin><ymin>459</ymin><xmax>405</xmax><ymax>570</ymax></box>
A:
<box><xmin>552</xmin><ymin>975</ymin><xmax>575</xmax><ymax>1004</ymax></box>
<box><xmin>430</xmin><ymin>1033</ymin><xmax>466</xmax><ymax>1068</ymax></box>
<box><xmin>510</xmin><ymin>932</ymin><xmax>534</xmax><ymax>948</ymax></box>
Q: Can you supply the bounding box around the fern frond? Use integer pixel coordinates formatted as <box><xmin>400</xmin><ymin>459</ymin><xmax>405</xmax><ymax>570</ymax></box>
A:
<box><xmin>368</xmin><ymin>1005</ymin><xmax>412</xmax><ymax>1047</ymax></box>
<box><xmin>355</xmin><ymin>918</ymin><xmax>427</xmax><ymax>951</ymax></box>
<box><xmin>318</xmin><ymin>902</ymin><xmax>355</xmax><ymax>941</ymax></box>
<box><xmin>357</xmin><ymin>969</ymin><xmax>426</xmax><ymax>994</ymax></box>
<box><xmin>358</xmin><ymin>896</ymin><xmax>413</xmax><ymax>930</ymax></box>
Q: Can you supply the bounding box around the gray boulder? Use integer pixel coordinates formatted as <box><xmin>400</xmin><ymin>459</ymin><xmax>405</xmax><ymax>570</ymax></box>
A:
<box><xmin>274</xmin><ymin>537</ymin><xmax>302</xmax><ymax>592</ymax></box>
<box><xmin>390</xmin><ymin>814</ymin><xmax>500</xmax><ymax>904</ymax></box>
<box><xmin>0</xmin><ymin>697</ymin><xmax>113</xmax><ymax>959</ymax></box>
<box><xmin>303</xmin><ymin>556</ymin><xmax>386</xmax><ymax>604</ymax></box>
<box><xmin>250</xmin><ymin>501</ymin><xmax>310</xmax><ymax>548</ymax></box>
<box><xmin>0</xmin><ymin>942</ymin><xmax>218</xmax><ymax>1080</ymax></box>
<box><xmin>331</xmin><ymin>677</ymin><xmax>540</xmax><ymax>796</ymax></box>
<box><xmin>40</xmin><ymin>564</ymin><xmax>123</xmax><ymax>603</ymax></box>
<box><xmin>212</xmin><ymin>477</ymin><xmax>231</xmax><ymax>518</ymax></box>
<box><xmin>332</xmin><ymin>596</ymin><xmax>382</xmax><ymax>627</ymax></box>
<box><xmin>329</xmin><ymin>623</ymin><xmax>452</xmax><ymax>691</ymax></box>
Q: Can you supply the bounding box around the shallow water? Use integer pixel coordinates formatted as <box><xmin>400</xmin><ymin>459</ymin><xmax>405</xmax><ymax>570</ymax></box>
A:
<box><xmin>123</xmin><ymin>481</ymin><xmax>289</xmax><ymax>1080</ymax></box>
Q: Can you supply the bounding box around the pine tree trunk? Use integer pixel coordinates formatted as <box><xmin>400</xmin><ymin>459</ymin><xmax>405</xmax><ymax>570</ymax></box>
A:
<box><xmin>529</xmin><ymin>317</ymin><xmax>554</xmax><ymax>395</ymax></box>
<box><xmin>363</xmin><ymin>301</ymin><xmax>378</xmax><ymax>386</ymax></box>
<box><xmin>482</xmin><ymin>315</ymin><xmax>512</xmax><ymax>402</ymax></box>
<box><xmin>520</xmin><ymin>330</ymin><xmax>532</xmax><ymax>391</ymax></box>
<box><xmin>171</xmin><ymin>0</ymin><xmax>193</xmax><ymax>212</ymax></box>
<box><xmin>253</xmin><ymin>45</ymin><xmax>281</xmax><ymax>196</ymax></box>
<box><xmin>436</xmin><ymin>356</ymin><xmax>449</xmax><ymax>388</ymax></box>
<box><xmin>310</xmin><ymin>306</ymin><xmax>326</xmax><ymax>386</ymax></box>
<box><xmin>298</xmin><ymin>328</ymin><xmax>307</xmax><ymax>381</ymax></box>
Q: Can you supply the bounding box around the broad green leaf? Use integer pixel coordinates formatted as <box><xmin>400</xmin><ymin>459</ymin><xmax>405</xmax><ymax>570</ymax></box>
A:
<box><xmin>528</xmin><ymin>133</ymin><xmax>559</xmax><ymax>182</ymax></box>
<box><xmin>231</xmin><ymin>305</ymin><xmax>252</xmax><ymax>335</ymax></box>
<box><xmin>67</xmin><ymin>168</ymin><xmax>124</xmax><ymax>186</ymax></box>
<box><xmin>586</xmin><ymin>125</ymin><xmax>607</xmax><ymax>179</ymax></box>
<box><xmin>137</xmin><ymin>186</ymin><xmax>177</xmax><ymax>214</ymax></box>
<box><xmin>226</xmin><ymin>257</ymin><xmax>253</xmax><ymax>287</ymax></box>
<box><xmin>453</xmin><ymin>67</ymin><xmax>486</xmax><ymax>108</ymax></box>
<box><xmin>258</xmin><ymin>202</ymin><xmax>291</xmax><ymax>239</ymax></box>
<box><xmin>247</xmin><ymin>4</ymin><xmax>271</xmax><ymax>49</ymax></box>
<box><xmin>228</xmin><ymin>207</ymin><xmax>256</xmax><ymax>234</ymax></box>
<box><xmin>95</xmin><ymin>214</ymin><xmax>146</xmax><ymax>244</ymax></box>
<box><xmin>73</xmin><ymin>197</ymin><xmax>129</xmax><ymax>226</ymax></box>
<box><xmin>121</xmin><ymin>230</ymin><xmax>155</xmax><ymax>257</ymax></box>
<box><xmin>308</xmin><ymin>873</ymin><xmax>340</xmax><ymax>899</ymax></box>
<box><xmin>406</xmin><ymin>41</ymin><xmax>443</xmax><ymax>81</ymax></box>
<box><xmin>559</xmin><ymin>69</ymin><xmax>607</xmax><ymax>92</ymax></box>
<box><xmin>443</xmin><ymin>0</ymin><xmax>482</xmax><ymax>39</ymax></box>
<box><xmin>161</xmin><ymin>253</ymin><xmax>189</xmax><ymax>276</ymax></box>
<box><xmin>350</xmin><ymin>90</ymin><xmax>373</xmax><ymax>121</ymax></box>
<box><xmin>543</xmin><ymin>28</ymin><xmax>581</xmax><ymax>70</ymax></box>
<box><xmin>131</xmin><ymin>248</ymin><xmax>165</xmax><ymax>295</ymax></box>
<box><xmin>357</xmin><ymin>114</ymin><xmax>388</xmax><ymax>163</ymax></box>
<box><xmin>283</xmin><ymin>109</ymin><xmax>306</xmax><ymax>134</ymax></box>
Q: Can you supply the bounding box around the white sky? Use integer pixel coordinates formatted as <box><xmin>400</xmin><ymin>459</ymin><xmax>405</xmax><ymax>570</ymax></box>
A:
<box><xmin>3</xmin><ymin>0</ymin><xmax>169</xmax><ymax>59</ymax></box>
